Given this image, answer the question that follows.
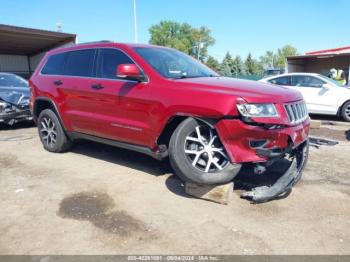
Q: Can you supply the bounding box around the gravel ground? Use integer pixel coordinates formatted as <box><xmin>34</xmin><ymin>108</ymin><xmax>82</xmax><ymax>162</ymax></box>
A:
<box><xmin>0</xmin><ymin>122</ymin><xmax>349</xmax><ymax>255</ymax></box>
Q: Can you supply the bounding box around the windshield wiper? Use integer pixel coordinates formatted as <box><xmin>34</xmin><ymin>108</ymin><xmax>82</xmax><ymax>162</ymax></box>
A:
<box><xmin>173</xmin><ymin>75</ymin><xmax>218</xmax><ymax>80</ymax></box>
<box><xmin>170</xmin><ymin>73</ymin><xmax>220</xmax><ymax>80</ymax></box>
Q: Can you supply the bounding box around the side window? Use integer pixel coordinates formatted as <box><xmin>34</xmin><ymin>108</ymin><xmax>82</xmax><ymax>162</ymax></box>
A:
<box><xmin>64</xmin><ymin>49</ymin><xmax>95</xmax><ymax>77</ymax></box>
<box><xmin>97</xmin><ymin>49</ymin><xmax>134</xmax><ymax>79</ymax></box>
<box><xmin>268</xmin><ymin>76</ymin><xmax>290</xmax><ymax>86</ymax></box>
<box><xmin>291</xmin><ymin>76</ymin><xmax>325</xmax><ymax>88</ymax></box>
<box><xmin>41</xmin><ymin>53</ymin><xmax>66</xmax><ymax>75</ymax></box>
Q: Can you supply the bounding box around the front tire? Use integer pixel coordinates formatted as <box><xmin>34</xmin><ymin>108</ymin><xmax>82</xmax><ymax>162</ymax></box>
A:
<box><xmin>341</xmin><ymin>101</ymin><xmax>350</xmax><ymax>122</ymax></box>
<box><xmin>169</xmin><ymin>118</ymin><xmax>241</xmax><ymax>185</ymax></box>
<box><xmin>38</xmin><ymin>109</ymin><xmax>72</xmax><ymax>153</ymax></box>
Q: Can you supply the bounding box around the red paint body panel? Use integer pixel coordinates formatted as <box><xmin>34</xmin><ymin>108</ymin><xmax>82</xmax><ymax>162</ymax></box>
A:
<box><xmin>29</xmin><ymin>42</ymin><xmax>310</xmax><ymax>163</ymax></box>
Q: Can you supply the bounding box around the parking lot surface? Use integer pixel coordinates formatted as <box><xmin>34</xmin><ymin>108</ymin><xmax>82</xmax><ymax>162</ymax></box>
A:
<box><xmin>0</xmin><ymin>123</ymin><xmax>349</xmax><ymax>255</ymax></box>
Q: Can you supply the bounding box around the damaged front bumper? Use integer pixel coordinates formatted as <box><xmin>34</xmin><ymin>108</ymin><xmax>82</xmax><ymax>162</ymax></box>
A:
<box><xmin>215</xmin><ymin>118</ymin><xmax>310</xmax><ymax>203</ymax></box>
<box><xmin>0</xmin><ymin>91</ymin><xmax>32</xmax><ymax>125</ymax></box>
<box><xmin>0</xmin><ymin>105</ymin><xmax>32</xmax><ymax>125</ymax></box>
<box><xmin>215</xmin><ymin>118</ymin><xmax>310</xmax><ymax>163</ymax></box>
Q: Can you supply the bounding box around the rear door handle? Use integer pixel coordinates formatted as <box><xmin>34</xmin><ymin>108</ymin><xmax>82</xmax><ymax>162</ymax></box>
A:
<box><xmin>53</xmin><ymin>80</ymin><xmax>62</xmax><ymax>86</ymax></box>
<box><xmin>91</xmin><ymin>83</ymin><xmax>104</xmax><ymax>90</ymax></box>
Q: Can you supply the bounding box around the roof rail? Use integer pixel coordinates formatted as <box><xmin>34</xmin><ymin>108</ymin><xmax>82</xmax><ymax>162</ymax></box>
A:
<box><xmin>75</xmin><ymin>40</ymin><xmax>113</xmax><ymax>45</ymax></box>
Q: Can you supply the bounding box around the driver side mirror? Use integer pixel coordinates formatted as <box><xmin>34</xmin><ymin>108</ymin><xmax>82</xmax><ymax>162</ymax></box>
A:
<box><xmin>116</xmin><ymin>64</ymin><xmax>145</xmax><ymax>82</ymax></box>
<box><xmin>322</xmin><ymin>83</ymin><xmax>331</xmax><ymax>90</ymax></box>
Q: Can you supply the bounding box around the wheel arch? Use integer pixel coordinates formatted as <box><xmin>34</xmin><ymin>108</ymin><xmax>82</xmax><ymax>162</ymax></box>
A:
<box><xmin>337</xmin><ymin>99</ymin><xmax>350</xmax><ymax>116</ymax></box>
<box><xmin>33</xmin><ymin>97</ymin><xmax>66</xmax><ymax>130</ymax></box>
<box><xmin>156</xmin><ymin>115</ymin><xmax>220</xmax><ymax>147</ymax></box>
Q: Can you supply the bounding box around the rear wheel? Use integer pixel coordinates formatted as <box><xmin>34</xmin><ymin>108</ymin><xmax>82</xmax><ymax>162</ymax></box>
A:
<box><xmin>341</xmin><ymin>101</ymin><xmax>350</xmax><ymax>122</ymax></box>
<box><xmin>38</xmin><ymin>109</ymin><xmax>71</xmax><ymax>153</ymax></box>
<box><xmin>169</xmin><ymin>118</ymin><xmax>241</xmax><ymax>185</ymax></box>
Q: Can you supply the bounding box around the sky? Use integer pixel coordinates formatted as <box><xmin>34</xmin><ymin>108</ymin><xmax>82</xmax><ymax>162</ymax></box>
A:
<box><xmin>1</xmin><ymin>0</ymin><xmax>350</xmax><ymax>61</ymax></box>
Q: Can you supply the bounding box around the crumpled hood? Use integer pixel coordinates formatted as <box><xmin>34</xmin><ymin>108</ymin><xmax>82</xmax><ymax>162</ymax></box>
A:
<box><xmin>175</xmin><ymin>77</ymin><xmax>303</xmax><ymax>103</ymax></box>
<box><xmin>0</xmin><ymin>86</ymin><xmax>31</xmax><ymax>105</ymax></box>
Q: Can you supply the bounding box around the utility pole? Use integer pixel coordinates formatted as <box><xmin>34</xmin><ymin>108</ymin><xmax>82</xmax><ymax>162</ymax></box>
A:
<box><xmin>197</xmin><ymin>41</ymin><xmax>204</xmax><ymax>60</ymax></box>
<box><xmin>133</xmin><ymin>0</ymin><xmax>138</xmax><ymax>43</ymax></box>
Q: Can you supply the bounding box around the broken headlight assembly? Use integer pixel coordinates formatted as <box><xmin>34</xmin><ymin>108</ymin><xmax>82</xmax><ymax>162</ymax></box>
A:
<box><xmin>236</xmin><ymin>103</ymin><xmax>279</xmax><ymax>118</ymax></box>
<box><xmin>17</xmin><ymin>97</ymin><xmax>30</xmax><ymax>108</ymax></box>
<box><xmin>0</xmin><ymin>101</ymin><xmax>9</xmax><ymax>113</ymax></box>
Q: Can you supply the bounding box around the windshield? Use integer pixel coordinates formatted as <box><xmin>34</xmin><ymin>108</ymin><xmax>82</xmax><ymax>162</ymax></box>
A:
<box><xmin>0</xmin><ymin>74</ymin><xmax>28</xmax><ymax>87</ymax></box>
<box><xmin>317</xmin><ymin>74</ymin><xmax>343</xmax><ymax>87</ymax></box>
<box><xmin>134</xmin><ymin>47</ymin><xmax>219</xmax><ymax>79</ymax></box>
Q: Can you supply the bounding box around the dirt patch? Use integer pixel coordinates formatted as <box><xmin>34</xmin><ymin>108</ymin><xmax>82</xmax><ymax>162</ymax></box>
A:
<box><xmin>0</xmin><ymin>152</ymin><xmax>58</xmax><ymax>179</ymax></box>
<box><xmin>58</xmin><ymin>191</ymin><xmax>145</xmax><ymax>236</ymax></box>
<box><xmin>0</xmin><ymin>154</ymin><xmax>18</xmax><ymax>170</ymax></box>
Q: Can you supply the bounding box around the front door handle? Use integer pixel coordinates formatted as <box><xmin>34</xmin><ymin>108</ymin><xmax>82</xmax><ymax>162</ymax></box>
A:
<box><xmin>53</xmin><ymin>80</ymin><xmax>62</xmax><ymax>86</ymax></box>
<box><xmin>91</xmin><ymin>83</ymin><xmax>104</xmax><ymax>90</ymax></box>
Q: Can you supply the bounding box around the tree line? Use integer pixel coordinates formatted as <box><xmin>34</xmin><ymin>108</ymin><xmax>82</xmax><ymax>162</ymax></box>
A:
<box><xmin>149</xmin><ymin>20</ymin><xmax>298</xmax><ymax>77</ymax></box>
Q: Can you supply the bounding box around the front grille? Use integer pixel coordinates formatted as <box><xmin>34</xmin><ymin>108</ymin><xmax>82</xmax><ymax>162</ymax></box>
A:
<box><xmin>284</xmin><ymin>101</ymin><xmax>309</xmax><ymax>124</ymax></box>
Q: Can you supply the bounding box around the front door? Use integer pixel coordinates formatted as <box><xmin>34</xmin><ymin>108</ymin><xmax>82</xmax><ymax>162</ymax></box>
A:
<box><xmin>290</xmin><ymin>75</ymin><xmax>338</xmax><ymax>114</ymax></box>
<box><xmin>79</xmin><ymin>48</ymin><xmax>153</xmax><ymax>147</ymax></box>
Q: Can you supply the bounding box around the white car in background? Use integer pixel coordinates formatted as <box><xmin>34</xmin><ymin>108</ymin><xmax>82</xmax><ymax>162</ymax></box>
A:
<box><xmin>260</xmin><ymin>73</ymin><xmax>350</xmax><ymax>121</ymax></box>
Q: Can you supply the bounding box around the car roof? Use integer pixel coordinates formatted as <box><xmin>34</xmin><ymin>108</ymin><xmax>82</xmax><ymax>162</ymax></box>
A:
<box><xmin>47</xmin><ymin>41</ymin><xmax>169</xmax><ymax>55</ymax></box>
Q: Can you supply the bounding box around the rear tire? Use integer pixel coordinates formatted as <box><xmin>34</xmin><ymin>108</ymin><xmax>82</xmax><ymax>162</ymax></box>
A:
<box><xmin>341</xmin><ymin>101</ymin><xmax>350</xmax><ymax>122</ymax></box>
<box><xmin>169</xmin><ymin>118</ymin><xmax>241</xmax><ymax>185</ymax></box>
<box><xmin>37</xmin><ymin>109</ymin><xmax>71</xmax><ymax>153</ymax></box>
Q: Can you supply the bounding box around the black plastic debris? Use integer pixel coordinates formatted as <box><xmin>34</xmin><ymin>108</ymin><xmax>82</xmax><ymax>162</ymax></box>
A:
<box><xmin>240</xmin><ymin>141</ymin><xmax>309</xmax><ymax>203</ymax></box>
<box><xmin>309</xmin><ymin>136</ymin><xmax>339</xmax><ymax>147</ymax></box>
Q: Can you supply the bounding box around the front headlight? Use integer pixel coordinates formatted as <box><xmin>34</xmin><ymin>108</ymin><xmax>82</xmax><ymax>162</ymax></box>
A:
<box><xmin>236</xmin><ymin>103</ymin><xmax>279</xmax><ymax>118</ymax></box>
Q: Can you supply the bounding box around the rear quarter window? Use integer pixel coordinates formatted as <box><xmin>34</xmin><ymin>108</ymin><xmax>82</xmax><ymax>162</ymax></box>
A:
<box><xmin>41</xmin><ymin>53</ymin><xmax>66</xmax><ymax>75</ymax></box>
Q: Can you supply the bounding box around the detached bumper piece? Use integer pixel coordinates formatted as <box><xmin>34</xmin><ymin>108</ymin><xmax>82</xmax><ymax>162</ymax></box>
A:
<box><xmin>309</xmin><ymin>136</ymin><xmax>338</xmax><ymax>148</ymax></box>
<box><xmin>240</xmin><ymin>141</ymin><xmax>309</xmax><ymax>203</ymax></box>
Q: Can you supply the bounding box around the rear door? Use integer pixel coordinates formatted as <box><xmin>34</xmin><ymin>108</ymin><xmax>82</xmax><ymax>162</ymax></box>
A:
<box><xmin>290</xmin><ymin>75</ymin><xmax>338</xmax><ymax>114</ymax></box>
<box><xmin>59</xmin><ymin>49</ymin><xmax>99</xmax><ymax>133</ymax></box>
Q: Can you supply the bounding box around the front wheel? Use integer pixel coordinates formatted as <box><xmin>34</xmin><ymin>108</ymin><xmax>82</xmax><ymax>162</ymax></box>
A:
<box><xmin>169</xmin><ymin>118</ymin><xmax>241</xmax><ymax>185</ymax></box>
<box><xmin>341</xmin><ymin>101</ymin><xmax>350</xmax><ymax>122</ymax></box>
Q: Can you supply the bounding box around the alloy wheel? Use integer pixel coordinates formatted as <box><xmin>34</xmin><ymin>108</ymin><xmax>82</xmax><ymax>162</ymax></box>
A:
<box><xmin>184</xmin><ymin>124</ymin><xmax>229</xmax><ymax>173</ymax></box>
<box><xmin>345</xmin><ymin>104</ymin><xmax>350</xmax><ymax>119</ymax></box>
<box><xmin>40</xmin><ymin>117</ymin><xmax>57</xmax><ymax>147</ymax></box>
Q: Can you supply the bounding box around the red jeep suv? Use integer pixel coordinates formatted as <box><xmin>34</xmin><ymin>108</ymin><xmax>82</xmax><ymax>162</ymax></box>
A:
<box><xmin>29</xmin><ymin>42</ymin><xmax>310</xmax><ymax>197</ymax></box>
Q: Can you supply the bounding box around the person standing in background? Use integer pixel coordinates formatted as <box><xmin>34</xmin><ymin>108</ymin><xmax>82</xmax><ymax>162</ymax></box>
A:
<box><xmin>329</xmin><ymin>68</ymin><xmax>347</xmax><ymax>86</ymax></box>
